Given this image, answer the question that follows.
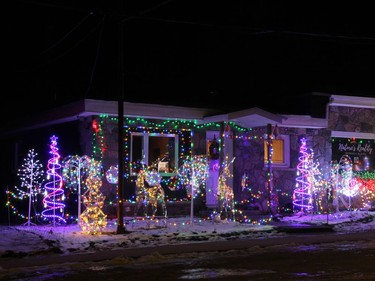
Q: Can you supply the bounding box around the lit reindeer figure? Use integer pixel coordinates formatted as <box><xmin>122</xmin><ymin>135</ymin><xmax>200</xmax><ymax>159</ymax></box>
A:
<box><xmin>217</xmin><ymin>156</ymin><xmax>235</xmax><ymax>221</ymax></box>
<box><xmin>133</xmin><ymin>168</ymin><xmax>148</xmax><ymax>218</ymax></box>
<box><xmin>134</xmin><ymin>165</ymin><xmax>167</xmax><ymax>220</ymax></box>
<box><xmin>145</xmin><ymin>167</ymin><xmax>167</xmax><ymax>219</ymax></box>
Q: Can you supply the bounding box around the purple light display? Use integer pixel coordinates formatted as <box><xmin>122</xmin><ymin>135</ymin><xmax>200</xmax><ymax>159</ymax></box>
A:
<box><xmin>293</xmin><ymin>137</ymin><xmax>313</xmax><ymax>213</ymax></box>
<box><xmin>42</xmin><ymin>135</ymin><xmax>66</xmax><ymax>225</ymax></box>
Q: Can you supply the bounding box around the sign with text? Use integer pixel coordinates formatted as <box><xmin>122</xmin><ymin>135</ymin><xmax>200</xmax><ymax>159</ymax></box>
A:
<box><xmin>332</xmin><ymin>138</ymin><xmax>375</xmax><ymax>172</ymax></box>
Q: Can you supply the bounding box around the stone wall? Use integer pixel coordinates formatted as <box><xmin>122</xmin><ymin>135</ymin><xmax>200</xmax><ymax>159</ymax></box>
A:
<box><xmin>328</xmin><ymin>106</ymin><xmax>375</xmax><ymax>133</ymax></box>
<box><xmin>81</xmin><ymin>116</ymin><xmax>335</xmax><ymax>215</ymax></box>
<box><xmin>233</xmin><ymin>126</ymin><xmax>331</xmax><ymax>213</ymax></box>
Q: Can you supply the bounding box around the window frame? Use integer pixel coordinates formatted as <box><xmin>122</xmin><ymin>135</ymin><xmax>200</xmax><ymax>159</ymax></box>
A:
<box><xmin>130</xmin><ymin>132</ymin><xmax>179</xmax><ymax>176</ymax></box>
<box><xmin>264</xmin><ymin>134</ymin><xmax>290</xmax><ymax>168</ymax></box>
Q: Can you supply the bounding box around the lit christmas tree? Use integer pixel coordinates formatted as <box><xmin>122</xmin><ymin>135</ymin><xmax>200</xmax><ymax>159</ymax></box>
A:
<box><xmin>42</xmin><ymin>135</ymin><xmax>66</xmax><ymax>225</ymax></box>
<box><xmin>8</xmin><ymin>149</ymin><xmax>44</xmax><ymax>225</ymax></box>
<box><xmin>79</xmin><ymin>159</ymin><xmax>107</xmax><ymax>235</ymax></box>
<box><xmin>293</xmin><ymin>137</ymin><xmax>314</xmax><ymax>213</ymax></box>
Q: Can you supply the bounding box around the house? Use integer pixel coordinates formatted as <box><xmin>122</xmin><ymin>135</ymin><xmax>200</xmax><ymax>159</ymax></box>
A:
<box><xmin>2</xmin><ymin>94</ymin><xmax>375</xmax><ymax>223</ymax></box>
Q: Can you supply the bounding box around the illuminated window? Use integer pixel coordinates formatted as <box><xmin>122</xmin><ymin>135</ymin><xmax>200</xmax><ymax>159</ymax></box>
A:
<box><xmin>130</xmin><ymin>132</ymin><xmax>178</xmax><ymax>175</ymax></box>
<box><xmin>264</xmin><ymin>135</ymin><xmax>290</xmax><ymax>167</ymax></box>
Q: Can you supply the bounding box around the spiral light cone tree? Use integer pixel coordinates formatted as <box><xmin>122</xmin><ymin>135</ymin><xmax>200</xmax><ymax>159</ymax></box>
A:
<box><xmin>293</xmin><ymin>137</ymin><xmax>314</xmax><ymax>213</ymax></box>
<box><xmin>42</xmin><ymin>136</ymin><xmax>66</xmax><ymax>226</ymax></box>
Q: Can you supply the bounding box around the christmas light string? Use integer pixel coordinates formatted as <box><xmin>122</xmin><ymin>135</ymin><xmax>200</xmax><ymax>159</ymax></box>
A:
<box><xmin>8</xmin><ymin>122</ymin><xmax>375</xmax><ymax>228</ymax></box>
<box><xmin>88</xmin><ymin>116</ymin><xmax>375</xmax><ymax>223</ymax></box>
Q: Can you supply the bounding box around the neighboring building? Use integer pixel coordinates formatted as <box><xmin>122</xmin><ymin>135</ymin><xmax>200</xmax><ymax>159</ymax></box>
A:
<box><xmin>2</xmin><ymin>94</ymin><xmax>375</xmax><ymax>222</ymax></box>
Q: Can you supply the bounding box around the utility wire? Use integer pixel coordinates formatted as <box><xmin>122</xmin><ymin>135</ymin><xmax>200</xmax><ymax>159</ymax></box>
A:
<box><xmin>15</xmin><ymin>0</ymin><xmax>375</xmax><ymax>43</ymax></box>
<box><xmin>34</xmin><ymin>12</ymin><xmax>94</xmax><ymax>58</ymax></box>
<box><xmin>132</xmin><ymin>15</ymin><xmax>375</xmax><ymax>43</ymax></box>
<box><xmin>121</xmin><ymin>0</ymin><xmax>175</xmax><ymax>22</ymax></box>
<box><xmin>16</xmin><ymin>16</ymin><xmax>104</xmax><ymax>72</ymax></box>
<box><xmin>85</xmin><ymin>16</ymin><xmax>106</xmax><ymax>98</ymax></box>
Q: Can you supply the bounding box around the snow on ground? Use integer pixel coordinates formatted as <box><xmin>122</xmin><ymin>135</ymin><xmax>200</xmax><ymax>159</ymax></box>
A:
<box><xmin>1</xmin><ymin>210</ymin><xmax>375</xmax><ymax>259</ymax></box>
<box><xmin>282</xmin><ymin>209</ymin><xmax>375</xmax><ymax>233</ymax></box>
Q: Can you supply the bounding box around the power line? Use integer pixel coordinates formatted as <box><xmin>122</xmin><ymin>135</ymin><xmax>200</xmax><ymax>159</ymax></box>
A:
<box><xmin>34</xmin><ymin>12</ymin><xmax>94</xmax><ymax>58</ymax></box>
<box><xmin>85</xmin><ymin>16</ymin><xmax>106</xmax><ymax>98</ymax></box>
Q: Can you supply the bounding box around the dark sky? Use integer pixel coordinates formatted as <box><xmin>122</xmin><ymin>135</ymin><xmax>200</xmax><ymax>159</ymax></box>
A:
<box><xmin>6</xmin><ymin>1</ymin><xmax>375</xmax><ymax>120</ymax></box>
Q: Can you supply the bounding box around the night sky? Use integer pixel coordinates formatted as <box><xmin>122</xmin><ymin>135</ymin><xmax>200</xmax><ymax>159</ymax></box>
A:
<box><xmin>6</xmin><ymin>1</ymin><xmax>375</xmax><ymax>121</ymax></box>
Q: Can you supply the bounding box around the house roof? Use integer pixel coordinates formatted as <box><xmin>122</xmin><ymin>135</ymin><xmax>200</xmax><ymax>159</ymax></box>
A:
<box><xmin>203</xmin><ymin>107</ymin><xmax>285</xmax><ymax>128</ymax></box>
<box><xmin>329</xmin><ymin>95</ymin><xmax>375</xmax><ymax>109</ymax></box>
<box><xmin>1</xmin><ymin>99</ymin><xmax>218</xmax><ymax>136</ymax></box>
<box><xmin>2</xmin><ymin>97</ymin><xmax>331</xmax><ymax>137</ymax></box>
<box><xmin>279</xmin><ymin>115</ymin><xmax>328</xmax><ymax>129</ymax></box>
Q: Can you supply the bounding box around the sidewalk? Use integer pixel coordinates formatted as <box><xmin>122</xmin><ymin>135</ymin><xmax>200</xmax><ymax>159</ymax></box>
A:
<box><xmin>2</xmin><ymin>227</ymin><xmax>374</xmax><ymax>270</ymax></box>
<box><xmin>272</xmin><ymin>222</ymin><xmax>335</xmax><ymax>233</ymax></box>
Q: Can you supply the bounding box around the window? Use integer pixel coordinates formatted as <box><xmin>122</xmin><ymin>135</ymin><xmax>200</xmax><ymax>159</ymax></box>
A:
<box><xmin>206</xmin><ymin>131</ymin><xmax>220</xmax><ymax>160</ymax></box>
<box><xmin>130</xmin><ymin>132</ymin><xmax>178</xmax><ymax>175</ymax></box>
<box><xmin>264</xmin><ymin>135</ymin><xmax>290</xmax><ymax>168</ymax></box>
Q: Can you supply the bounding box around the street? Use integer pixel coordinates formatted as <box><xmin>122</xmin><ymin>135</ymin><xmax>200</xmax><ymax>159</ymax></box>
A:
<box><xmin>2</xmin><ymin>231</ymin><xmax>375</xmax><ymax>280</ymax></box>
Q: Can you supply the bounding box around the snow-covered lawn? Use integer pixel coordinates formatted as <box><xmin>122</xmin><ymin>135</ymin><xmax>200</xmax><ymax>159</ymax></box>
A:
<box><xmin>1</xmin><ymin>210</ymin><xmax>374</xmax><ymax>259</ymax></box>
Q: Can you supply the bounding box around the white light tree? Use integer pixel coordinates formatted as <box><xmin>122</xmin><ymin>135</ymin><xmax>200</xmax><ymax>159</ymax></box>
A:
<box><xmin>179</xmin><ymin>155</ymin><xmax>208</xmax><ymax>223</ymax></box>
<box><xmin>62</xmin><ymin>155</ymin><xmax>92</xmax><ymax>223</ymax></box>
<box><xmin>15</xmin><ymin>149</ymin><xmax>44</xmax><ymax>226</ymax></box>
